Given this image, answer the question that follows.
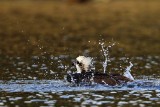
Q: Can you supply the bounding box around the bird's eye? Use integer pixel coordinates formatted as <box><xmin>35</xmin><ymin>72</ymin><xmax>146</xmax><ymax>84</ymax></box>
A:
<box><xmin>76</xmin><ymin>61</ymin><xmax>82</xmax><ymax>66</ymax></box>
<box><xmin>76</xmin><ymin>61</ymin><xmax>80</xmax><ymax>64</ymax></box>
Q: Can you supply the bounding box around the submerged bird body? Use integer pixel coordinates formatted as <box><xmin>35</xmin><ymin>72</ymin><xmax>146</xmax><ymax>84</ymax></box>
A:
<box><xmin>67</xmin><ymin>72</ymin><xmax>132</xmax><ymax>86</ymax></box>
<box><xmin>66</xmin><ymin>56</ymin><xmax>134</xmax><ymax>86</ymax></box>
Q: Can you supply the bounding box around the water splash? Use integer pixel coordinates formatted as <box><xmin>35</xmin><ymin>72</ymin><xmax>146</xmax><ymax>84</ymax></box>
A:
<box><xmin>99</xmin><ymin>41</ymin><xmax>115</xmax><ymax>73</ymax></box>
<box><xmin>124</xmin><ymin>62</ymin><xmax>134</xmax><ymax>80</ymax></box>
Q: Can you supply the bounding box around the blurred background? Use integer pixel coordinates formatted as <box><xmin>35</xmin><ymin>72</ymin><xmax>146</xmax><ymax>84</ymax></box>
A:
<box><xmin>0</xmin><ymin>1</ymin><xmax>160</xmax><ymax>107</ymax></box>
<box><xmin>0</xmin><ymin>0</ymin><xmax>159</xmax><ymax>57</ymax></box>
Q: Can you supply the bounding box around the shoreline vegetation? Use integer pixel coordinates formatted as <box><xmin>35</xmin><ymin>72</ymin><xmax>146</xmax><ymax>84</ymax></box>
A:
<box><xmin>0</xmin><ymin>0</ymin><xmax>159</xmax><ymax>57</ymax></box>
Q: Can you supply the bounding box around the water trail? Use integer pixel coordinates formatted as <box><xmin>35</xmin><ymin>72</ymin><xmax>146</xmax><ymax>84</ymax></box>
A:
<box><xmin>124</xmin><ymin>62</ymin><xmax>134</xmax><ymax>80</ymax></box>
<box><xmin>99</xmin><ymin>41</ymin><xmax>115</xmax><ymax>73</ymax></box>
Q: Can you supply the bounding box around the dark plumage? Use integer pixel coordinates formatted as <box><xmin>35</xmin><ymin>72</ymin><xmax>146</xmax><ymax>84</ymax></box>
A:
<box><xmin>66</xmin><ymin>56</ymin><xmax>134</xmax><ymax>86</ymax></box>
<box><xmin>66</xmin><ymin>72</ymin><xmax>132</xmax><ymax>86</ymax></box>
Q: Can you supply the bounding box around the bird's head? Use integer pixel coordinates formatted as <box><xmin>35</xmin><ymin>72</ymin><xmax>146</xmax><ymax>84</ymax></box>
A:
<box><xmin>73</xmin><ymin>56</ymin><xmax>93</xmax><ymax>73</ymax></box>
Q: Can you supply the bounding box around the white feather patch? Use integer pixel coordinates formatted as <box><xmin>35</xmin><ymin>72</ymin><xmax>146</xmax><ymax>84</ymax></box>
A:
<box><xmin>76</xmin><ymin>56</ymin><xmax>92</xmax><ymax>72</ymax></box>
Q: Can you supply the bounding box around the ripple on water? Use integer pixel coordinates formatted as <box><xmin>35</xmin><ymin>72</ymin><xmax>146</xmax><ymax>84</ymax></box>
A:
<box><xmin>0</xmin><ymin>79</ymin><xmax>160</xmax><ymax>92</ymax></box>
<box><xmin>0</xmin><ymin>87</ymin><xmax>160</xmax><ymax>107</ymax></box>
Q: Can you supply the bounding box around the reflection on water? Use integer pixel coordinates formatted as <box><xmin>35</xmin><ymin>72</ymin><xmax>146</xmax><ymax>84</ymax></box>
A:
<box><xmin>0</xmin><ymin>54</ymin><xmax>160</xmax><ymax>106</ymax></box>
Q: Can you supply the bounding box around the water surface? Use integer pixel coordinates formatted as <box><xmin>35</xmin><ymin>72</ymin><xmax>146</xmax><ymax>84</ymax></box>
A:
<box><xmin>0</xmin><ymin>54</ymin><xmax>160</xmax><ymax>106</ymax></box>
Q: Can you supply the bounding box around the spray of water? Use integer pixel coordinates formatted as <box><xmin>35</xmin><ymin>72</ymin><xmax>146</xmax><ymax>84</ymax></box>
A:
<box><xmin>124</xmin><ymin>62</ymin><xmax>134</xmax><ymax>80</ymax></box>
<box><xmin>99</xmin><ymin>40</ymin><xmax>115</xmax><ymax>73</ymax></box>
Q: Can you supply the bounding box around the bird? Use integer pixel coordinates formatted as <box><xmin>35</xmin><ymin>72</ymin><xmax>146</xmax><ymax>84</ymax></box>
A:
<box><xmin>66</xmin><ymin>56</ymin><xmax>134</xmax><ymax>86</ymax></box>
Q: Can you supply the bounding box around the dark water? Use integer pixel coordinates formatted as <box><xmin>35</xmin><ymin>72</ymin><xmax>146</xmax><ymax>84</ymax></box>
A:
<box><xmin>0</xmin><ymin>52</ymin><xmax>160</xmax><ymax>106</ymax></box>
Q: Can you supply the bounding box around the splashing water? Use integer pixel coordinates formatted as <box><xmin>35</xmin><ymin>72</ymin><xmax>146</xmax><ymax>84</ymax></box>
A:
<box><xmin>99</xmin><ymin>41</ymin><xmax>115</xmax><ymax>73</ymax></box>
<box><xmin>124</xmin><ymin>62</ymin><xmax>134</xmax><ymax>80</ymax></box>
